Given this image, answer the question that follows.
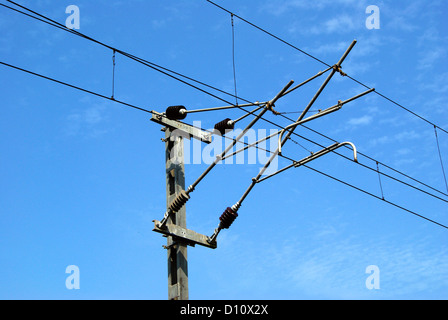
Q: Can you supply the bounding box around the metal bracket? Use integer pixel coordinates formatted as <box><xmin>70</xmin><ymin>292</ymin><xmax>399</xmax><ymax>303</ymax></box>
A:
<box><xmin>150</xmin><ymin>111</ymin><xmax>212</xmax><ymax>144</ymax></box>
<box><xmin>153</xmin><ymin>220</ymin><xmax>217</xmax><ymax>249</ymax></box>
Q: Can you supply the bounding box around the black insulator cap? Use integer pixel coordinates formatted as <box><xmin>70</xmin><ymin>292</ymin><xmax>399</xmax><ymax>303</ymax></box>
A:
<box><xmin>166</xmin><ymin>105</ymin><xmax>187</xmax><ymax>120</ymax></box>
<box><xmin>219</xmin><ymin>207</ymin><xmax>238</xmax><ymax>229</ymax></box>
<box><xmin>214</xmin><ymin>118</ymin><xmax>234</xmax><ymax>136</ymax></box>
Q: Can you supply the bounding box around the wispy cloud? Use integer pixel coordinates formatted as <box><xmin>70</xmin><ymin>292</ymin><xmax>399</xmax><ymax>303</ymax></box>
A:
<box><xmin>420</xmin><ymin>72</ymin><xmax>448</xmax><ymax>94</ymax></box>
<box><xmin>64</xmin><ymin>100</ymin><xmax>111</xmax><ymax>138</ymax></box>
<box><xmin>260</xmin><ymin>0</ymin><xmax>367</xmax><ymax>16</ymax></box>
<box><xmin>347</xmin><ymin>115</ymin><xmax>372</xmax><ymax>126</ymax></box>
<box><xmin>418</xmin><ymin>48</ymin><xmax>447</xmax><ymax>70</ymax></box>
<box><xmin>288</xmin><ymin>14</ymin><xmax>361</xmax><ymax>36</ymax></box>
<box><xmin>368</xmin><ymin>130</ymin><xmax>423</xmax><ymax>148</ymax></box>
<box><xmin>267</xmin><ymin>232</ymin><xmax>448</xmax><ymax>298</ymax></box>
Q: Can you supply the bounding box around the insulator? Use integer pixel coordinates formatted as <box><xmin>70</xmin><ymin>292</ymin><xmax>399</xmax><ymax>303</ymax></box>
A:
<box><xmin>214</xmin><ymin>118</ymin><xmax>234</xmax><ymax>136</ymax></box>
<box><xmin>168</xmin><ymin>190</ymin><xmax>190</xmax><ymax>213</ymax></box>
<box><xmin>166</xmin><ymin>105</ymin><xmax>187</xmax><ymax>120</ymax></box>
<box><xmin>219</xmin><ymin>207</ymin><xmax>238</xmax><ymax>229</ymax></box>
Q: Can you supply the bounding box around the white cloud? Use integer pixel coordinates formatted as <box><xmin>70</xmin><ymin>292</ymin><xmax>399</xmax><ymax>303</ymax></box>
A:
<box><xmin>310</xmin><ymin>41</ymin><xmax>350</xmax><ymax>55</ymax></box>
<box><xmin>418</xmin><ymin>48</ymin><xmax>447</xmax><ymax>70</ymax></box>
<box><xmin>324</xmin><ymin>15</ymin><xmax>356</xmax><ymax>33</ymax></box>
<box><xmin>268</xmin><ymin>233</ymin><xmax>448</xmax><ymax>298</ymax></box>
<box><xmin>290</xmin><ymin>14</ymin><xmax>360</xmax><ymax>36</ymax></box>
<box><xmin>348</xmin><ymin>115</ymin><xmax>372</xmax><ymax>126</ymax></box>
<box><xmin>64</xmin><ymin>101</ymin><xmax>110</xmax><ymax>138</ymax></box>
<box><xmin>368</xmin><ymin>130</ymin><xmax>423</xmax><ymax>148</ymax></box>
<box><xmin>421</xmin><ymin>72</ymin><xmax>448</xmax><ymax>94</ymax></box>
<box><xmin>260</xmin><ymin>0</ymin><xmax>366</xmax><ymax>16</ymax></box>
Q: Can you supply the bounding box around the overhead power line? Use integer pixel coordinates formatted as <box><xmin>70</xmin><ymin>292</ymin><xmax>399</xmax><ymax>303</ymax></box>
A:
<box><xmin>4</xmin><ymin>1</ymin><xmax>447</xmax><ymax>200</ymax></box>
<box><xmin>230</xmin><ymin>13</ymin><xmax>238</xmax><ymax>106</ymax></box>
<box><xmin>0</xmin><ymin>61</ymin><xmax>152</xmax><ymax>115</ymax></box>
<box><xmin>205</xmin><ymin>0</ymin><xmax>448</xmax><ymax>136</ymax></box>
<box><xmin>434</xmin><ymin>126</ymin><xmax>448</xmax><ymax>193</ymax></box>
<box><xmin>2</xmin><ymin>59</ymin><xmax>447</xmax><ymax>231</ymax></box>
<box><xmin>4</xmin><ymin>3</ymin><xmax>448</xmax><ymax>301</ymax></box>
<box><xmin>5</xmin><ymin>0</ymin><xmax>446</xmax><ymax>202</ymax></box>
<box><xmin>2</xmin><ymin>2</ymin><xmax>447</xmax><ymax>230</ymax></box>
<box><xmin>304</xmin><ymin>165</ymin><xmax>448</xmax><ymax>231</ymax></box>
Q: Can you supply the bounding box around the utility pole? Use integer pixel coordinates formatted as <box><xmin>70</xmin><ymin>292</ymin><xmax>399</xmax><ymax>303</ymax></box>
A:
<box><xmin>151</xmin><ymin>111</ymin><xmax>216</xmax><ymax>300</ymax></box>
<box><xmin>150</xmin><ymin>41</ymin><xmax>375</xmax><ymax>300</ymax></box>
<box><xmin>164</xmin><ymin>127</ymin><xmax>188</xmax><ymax>300</ymax></box>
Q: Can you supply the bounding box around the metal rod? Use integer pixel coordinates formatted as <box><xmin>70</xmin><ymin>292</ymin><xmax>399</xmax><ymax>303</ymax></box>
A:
<box><xmin>232</xmin><ymin>41</ymin><xmax>357</xmax><ymax>211</ymax></box>
<box><xmin>159</xmin><ymin>81</ymin><xmax>294</xmax><ymax>228</ymax></box>
<box><xmin>338</xmin><ymin>39</ymin><xmax>357</xmax><ymax>66</ymax></box>
<box><xmin>222</xmin><ymin>88</ymin><xmax>374</xmax><ymax>161</ymax></box>
<box><xmin>281</xmin><ymin>66</ymin><xmax>333</xmax><ymax>97</ymax></box>
<box><xmin>256</xmin><ymin>141</ymin><xmax>358</xmax><ymax>183</ymax></box>
<box><xmin>275</xmin><ymin>40</ymin><xmax>357</xmax><ymax>159</ymax></box>
<box><xmin>341</xmin><ymin>87</ymin><xmax>375</xmax><ymax>105</ymax></box>
<box><xmin>208</xmin><ymin>41</ymin><xmax>357</xmax><ymax>241</ymax></box>
<box><xmin>186</xmin><ymin>108</ymin><xmax>267</xmax><ymax>193</ymax></box>
<box><xmin>223</xmin><ymin>102</ymin><xmax>341</xmax><ymax>161</ymax></box>
<box><xmin>232</xmin><ymin>104</ymin><xmax>265</xmax><ymax>124</ymax></box>
<box><xmin>221</xmin><ymin>129</ymin><xmax>278</xmax><ymax>161</ymax></box>
<box><xmin>183</xmin><ymin>101</ymin><xmax>264</xmax><ymax>114</ymax></box>
<box><xmin>270</xmin><ymin>80</ymin><xmax>295</xmax><ymax>105</ymax></box>
<box><xmin>256</xmin><ymin>162</ymin><xmax>296</xmax><ymax>184</ymax></box>
<box><xmin>207</xmin><ymin>227</ymin><xmax>221</xmax><ymax>244</ymax></box>
<box><xmin>186</xmin><ymin>80</ymin><xmax>294</xmax><ymax>195</ymax></box>
<box><xmin>278</xmin><ymin>87</ymin><xmax>375</xmax><ymax>154</ymax></box>
<box><xmin>295</xmin><ymin>40</ymin><xmax>357</xmax><ymax>124</ymax></box>
<box><xmin>278</xmin><ymin>106</ymin><xmax>341</xmax><ymax>154</ymax></box>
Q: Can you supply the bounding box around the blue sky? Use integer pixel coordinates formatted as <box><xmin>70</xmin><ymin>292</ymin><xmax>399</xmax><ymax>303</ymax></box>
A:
<box><xmin>1</xmin><ymin>0</ymin><xmax>447</xmax><ymax>300</ymax></box>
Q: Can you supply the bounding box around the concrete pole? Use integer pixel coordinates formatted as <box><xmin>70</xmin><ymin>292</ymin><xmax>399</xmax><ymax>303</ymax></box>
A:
<box><xmin>165</xmin><ymin>127</ymin><xmax>188</xmax><ymax>300</ymax></box>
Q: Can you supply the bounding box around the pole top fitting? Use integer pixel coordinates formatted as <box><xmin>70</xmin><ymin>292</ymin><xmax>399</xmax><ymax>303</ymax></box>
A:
<box><xmin>332</xmin><ymin>64</ymin><xmax>347</xmax><ymax>77</ymax></box>
<box><xmin>266</xmin><ymin>101</ymin><xmax>281</xmax><ymax>116</ymax></box>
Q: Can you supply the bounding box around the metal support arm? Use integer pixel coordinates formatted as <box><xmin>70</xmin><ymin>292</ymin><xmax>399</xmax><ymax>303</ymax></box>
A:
<box><xmin>157</xmin><ymin>80</ymin><xmax>294</xmax><ymax>228</ymax></box>
<box><xmin>256</xmin><ymin>141</ymin><xmax>358</xmax><ymax>184</ymax></box>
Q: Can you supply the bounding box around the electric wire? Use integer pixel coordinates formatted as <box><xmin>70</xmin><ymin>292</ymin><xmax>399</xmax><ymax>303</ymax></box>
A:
<box><xmin>302</xmin><ymin>123</ymin><xmax>448</xmax><ymax>198</ymax></box>
<box><xmin>434</xmin><ymin>126</ymin><xmax>448</xmax><ymax>193</ymax></box>
<box><xmin>376</xmin><ymin>161</ymin><xmax>385</xmax><ymax>200</ymax></box>
<box><xmin>3</xmin><ymin>2</ymin><xmax>447</xmax><ymax>221</ymax></box>
<box><xmin>5</xmin><ymin>0</ymin><xmax>447</xmax><ymax>203</ymax></box>
<box><xmin>230</xmin><ymin>13</ymin><xmax>238</xmax><ymax>106</ymax></box>
<box><xmin>303</xmin><ymin>165</ymin><xmax>448</xmax><ymax>231</ymax></box>
<box><xmin>111</xmin><ymin>49</ymin><xmax>116</xmax><ymax>100</ymax></box>
<box><xmin>289</xmin><ymin>128</ymin><xmax>448</xmax><ymax>203</ymax></box>
<box><xmin>1</xmin><ymin>1</ymin><xmax>235</xmax><ymax>106</ymax></box>
<box><xmin>1</xmin><ymin>2</ymin><xmax>332</xmax><ymax>156</ymax></box>
<box><xmin>3</xmin><ymin>1</ymin><xmax>447</xmax><ymax>201</ymax></box>
<box><xmin>0</xmin><ymin>61</ymin><xmax>153</xmax><ymax>115</ymax></box>
<box><xmin>2</xmin><ymin>60</ymin><xmax>447</xmax><ymax>231</ymax></box>
<box><xmin>205</xmin><ymin>0</ymin><xmax>448</xmax><ymax>136</ymax></box>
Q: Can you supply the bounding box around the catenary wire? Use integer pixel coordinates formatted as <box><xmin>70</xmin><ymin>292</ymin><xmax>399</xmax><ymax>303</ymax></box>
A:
<box><xmin>205</xmin><ymin>0</ymin><xmax>448</xmax><ymax>136</ymax></box>
<box><xmin>434</xmin><ymin>126</ymin><xmax>448</xmax><ymax>193</ymax></box>
<box><xmin>230</xmin><ymin>13</ymin><xmax>238</xmax><ymax>106</ymax></box>
<box><xmin>2</xmin><ymin>60</ymin><xmax>447</xmax><ymax>231</ymax></box>
<box><xmin>4</xmin><ymin>1</ymin><xmax>447</xmax><ymax>202</ymax></box>
<box><xmin>3</xmin><ymin>1</ymin><xmax>447</xmax><ymax>201</ymax></box>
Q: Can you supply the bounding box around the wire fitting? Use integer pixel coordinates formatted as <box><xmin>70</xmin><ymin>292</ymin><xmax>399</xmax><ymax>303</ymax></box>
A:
<box><xmin>266</xmin><ymin>101</ymin><xmax>281</xmax><ymax>116</ymax></box>
<box><xmin>332</xmin><ymin>64</ymin><xmax>347</xmax><ymax>77</ymax></box>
